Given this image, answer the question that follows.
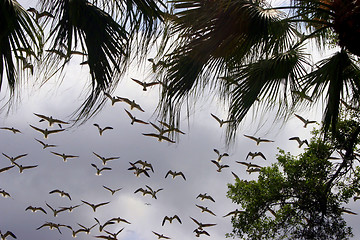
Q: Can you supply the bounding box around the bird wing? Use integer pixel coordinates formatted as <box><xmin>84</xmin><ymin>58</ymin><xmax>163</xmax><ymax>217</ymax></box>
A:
<box><xmin>162</xmin><ymin>216</ymin><xmax>170</xmax><ymax>226</ymax></box>
<box><xmin>124</xmin><ymin>109</ymin><xmax>134</xmax><ymax>119</ymax></box>
<box><xmin>165</xmin><ymin>170</ymin><xmax>173</xmax><ymax>178</ymax></box>
<box><xmin>131</xmin><ymin>78</ymin><xmax>143</xmax><ymax>85</ymax></box>
<box><xmin>244</xmin><ymin>134</ymin><xmax>257</xmax><ymax>142</ymax></box>
<box><xmin>48</xmin><ymin>128</ymin><xmax>65</xmax><ymax>134</ymax></box>
<box><xmin>178</xmin><ymin>172</ymin><xmax>186</xmax><ymax>180</ymax></box>
<box><xmin>30</xmin><ymin>124</ymin><xmax>45</xmax><ymax>134</ymax></box>
<box><xmin>190</xmin><ymin>217</ymin><xmax>200</xmax><ymax>226</ymax></box>
<box><xmin>210</xmin><ymin>113</ymin><xmax>221</xmax><ymax>123</ymax></box>
<box><xmin>174</xmin><ymin>215</ymin><xmax>182</xmax><ymax>224</ymax></box>
<box><xmin>0</xmin><ymin>165</ymin><xmax>14</xmax><ymax>173</ymax></box>
<box><xmin>95</xmin><ymin>201</ymin><xmax>110</xmax><ymax>208</ymax></box>
<box><xmin>162</xmin><ymin>136</ymin><xmax>175</xmax><ymax>143</ymax></box>
<box><xmin>211</xmin><ymin>160</ymin><xmax>220</xmax><ymax>168</ymax></box>
<box><xmin>294</xmin><ymin>114</ymin><xmax>306</xmax><ymax>123</ymax></box>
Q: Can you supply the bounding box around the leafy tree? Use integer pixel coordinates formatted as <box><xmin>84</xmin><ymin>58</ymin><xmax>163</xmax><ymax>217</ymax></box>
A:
<box><xmin>154</xmin><ymin>0</ymin><xmax>360</xmax><ymax>142</ymax></box>
<box><xmin>226</xmin><ymin>115</ymin><xmax>360</xmax><ymax>239</ymax></box>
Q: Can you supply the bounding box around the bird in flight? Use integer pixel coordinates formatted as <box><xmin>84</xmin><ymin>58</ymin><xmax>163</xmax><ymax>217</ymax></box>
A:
<box><xmin>33</xmin><ymin>113</ymin><xmax>69</xmax><ymax>128</ymax></box>
<box><xmin>196</xmin><ymin>204</ymin><xmax>217</xmax><ymax>216</ymax></box>
<box><xmin>117</xmin><ymin>97</ymin><xmax>145</xmax><ymax>112</ymax></box>
<box><xmin>77</xmin><ymin>222</ymin><xmax>98</xmax><ymax>234</ymax></box>
<box><xmin>124</xmin><ymin>109</ymin><xmax>149</xmax><ymax>125</ymax></box>
<box><xmin>145</xmin><ymin>185</ymin><xmax>163</xmax><ymax>199</ymax></box>
<box><xmin>81</xmin><ymin>200</ymin><xmax>110</xmax><ymax>212</ymax></box>
<box><xmin>223</xmin><ymin>209</ymin><xmax>245</xmax><ymax>217</ymax></box>
<box><xmin>292</xmin><ymin>90</ymin><xmax>313</xmax><ymax>102</ymax></box>
<box><xmin>133</xmin><ymin>160</ymin><xmax>154</xmax><ymax>172</ymax></box>
<box><xmin>165</xmin><ymin>170</ymin><xmax>186</xmax><ymax>180</ymax></box>
<box><xmin>294</xmin><ymin>114</ymin><xmax>317</xmax><ymax>128</ymax></box>
<box><xmin>190</xmin><ymin>217</ymin><xmax>217</xmax><ymax>230</ymax></box>
<box><xmin>210</xmin><ymin>113</ymin><xmax>235</xmax><ymax>127</ymax></box>
<box><xmin>162</xmin><ymin>215</ymin><xmax>182</xmax><ymax>226</ymax></box>
<box><xmin>13</xmin><ymin>162</ymin><xmax>38</xmax><ymax>173</ymax></box>
<box><xmin>193</xmin><ymin>228</ymin><xmax>210</xmax><ymax>237</ymax></box>
<box><xmin>0</xmin><ymin>189</ymin><xmax>11</xmax><ymax>198</ymax></box>
<box><xmin>45</xmin><ymin>202</ymin><xmax>67</xmax><ymax>217</ymax></box>
<box><xmin>34</xmin><ymin>138</ymin><xmax>57</xmax><ymax>149</ymax></box>
<box><xmin>51</xmin><ymin>151</ymin><xmax>79</xmax><ymax>162</ymax></box>
<box><xmin>59</xmin><ymin>204</ymin><xmax>82</xmax><ymax>212</ymax></box>
<box><xmin>196</xmin><ymin>193</ymin><xmax>215</xmax><ymax>202</ymax></box>
<box><xmin>94</xmin><ymin>217</ymin><xmax>115</xmax><ymax>232</ymax></box>
<box><xmin>0</xmin><ymin>230</ymin><xmax>17</xmax><ymax>240</ymax></box>
<box><xmin>131</xmin><ymin>78</ymin><xmax>160</xmax><ymax>91</ymax></box>
<box><xmin>104</xmin><ymin>92</ymin><xmax>123</xmax><ymax>106</ymax></box>
<box><xmin>244</xmin><ymin>134</ymin><xmax>274</xmax><ymax>145</ymax></box>
<box><xmin>246</xmin><ymin>167</ymin><xmax>262</xmax><ymax>174</ymax></box>
<box><xmin>128</xmin><ymin>163</ymin><xmax>151</xmax><ymax>177</ymax></box>
<box><xmin>2</xmin><ymin>153</ymin><xmax>27</xmax><ymax>165</ymax></box>
<box><xmin>36</xmin><ymin>221</ymin><xmax>62</xmax><ymax>234</ymax></box>
<box><xmin>142</xmin><ymin>133</ymin><xmax>175</xmax><ymax>143</ymax></box>
<box><xmin>134</xmin><ymin>187</ymin><xmax>152</xmax><ymax>197</ymax></box>
<box><xmin>107</xmin><ymin>217</ymin><xmax>131</xmax><ymax>224</ymax></box>
<box><xmin>158</xmin><ymin>121</ymin><xmax>185</xmax><ymax>134</ymax></box>
<box><xmin>25</xmin><ymin>206</ymin><xmax>47</xmax><ymax>214</ymax></box>
<box><xmin>289</xmin><ymin>136</ymin><xmax>309</xmax><ymax>148</ymax></box>
<box><xmin>93</xmin><ymin>124</ymin><xmax>113</xmax><ymax>136</ymax></box>
<box><xmin>246</xmin><ymin>151</ymin><xmax>266</xmax><ymax>160</ymax></box>
<box><xmin>27</xmin><ymin>7</ymin><xmax>54</xmax><ymax>21</ymax></box>
<box><xmin>93</xmin><ymin>152</ymin><xmax>120</xmax><ymax>165</ymax></box>
<box><xmin>103</xmin><ymin>185</ymin><xmax>123</xmax><ymax>195</ymax></box>
<box><xmin>49</xmin><ymin>189</ymin><xmax>72</xmax><ymax>200</ymax></box>
<box><xmin>152</xmin><ymin>231</ymin><xmax>171</xmax><ymax>239</ymax></box>
<box><xmin>213</xmin><ymin>148</ymin><xmax>229</xmax><ymax>162</ymax></box>
<box><xmin>91</xmin><ymin>163</ymin><xmax>112</xmax><ymax>176</ymax></box>
<box><xmin>0</xmin><ymin>127</ymin><xmax>21</xmax><ymax>134</ymax></box>
<box><xmin>210</xmin><ymin>160</ymin><xmax>229</xmax><ymax>172</ymax></box>
<box><xmin>236</xmin><ymin>161</ymin><xmax>262</xmax><ymax>169</ymax></box>
<box><xmin>30</xmin><ymin>125</ymin><xmax>65</xmax><ymax>138</ymax></box>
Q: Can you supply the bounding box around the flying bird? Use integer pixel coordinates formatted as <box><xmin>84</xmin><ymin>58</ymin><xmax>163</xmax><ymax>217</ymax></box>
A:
<box><xmin>133</xmin><ymin>160</ymin><xmax>154</xmax><ymax>172</ymax></box>
<box><xmin>246</xmin><ymin>167</ymin><xmax>262</xmax><ymax>174</ymax></box>
<box><xmin>152</xmin><ymin>231</ymin><xmax>171</xmax><ymax>239</ymax></box>
<box><xmin>45</xmin><ymin>203</ymin><xmax>67</xmax><ymax>217</ymax></box>
<box><xmin>134</xmin><ymin>187</ymin><xmax>152</xmax><ymax>197</ymax></box>
<box><xmin>107</xmin><ymin>217</ymin><xmax>131</xmax><ymax>224</ymax></box>
<box><xmin>104</xmin><ymin>92</ymin><xmax>123</xmax><ymax>106</ymax></box>
<box><xmin>0</xmin><ymin>230</ymin><xmax>16</xmax><ymax>240</ymax></box>
<box><xmin>94</xmin><ymin>217</ymin><xmax>115</xmax><ymax>232</ymax></box>
<box><xmin>150</xmin><ymin>122</ymin><xmax>171</xmax><ymax>136</ymax></box>
<box><xmin>0</xmin><ymin>189</ymin><xmax>11</xmax><ymax>198</ymax></box>
<box><xmin>91</xmin><ymin>163</ymin><xmax>112</xmax><ymax>176</ymax></box>
<box><xmin>27</xmin><ymin>7</ymin><xmax>54</xmax><ymax>21</ymax></box>
<box><xmin>196</xmin><ymin>205</ymin><xmax>216</xmax><ymax>216</ymax></box>
<box><xmin>49</xmin><ymin>189</ymin><xmax>72</xmax><ymax>200</ymax></box>
<box><xmin>193</xmin><ymin>228</ymin><xmax>210</xmax><ymax>237</ymax></box>
<box><xmin>243</xmin><ymin>134</ymin><xmax>274</xmax><ymax>145</ymax></box>
<box><xmin>117</xmin><ymin>97</ymin><xmax>145</xmax><ymax>112</ymax></box>
<box><xmin>93</xmin><ymin>124</ymin><xmax>113</xmax><ymax>136</ymax></box>
<box><xmin>25</xmin><ymin>206</ymin><xmax>47</xmax><ymax>214</ymax></box>
<box><xmin>103</xmin><ymin>185</ymin><xmax>123</xmax><ymax>195</ymax></box>
<box><xmin>211</xmin><ymin>160</ymin><xmax>229</xmax><ymax>172</ymax></box>
<box><xmin>124</xmin><ymin>109</ymin><xmax>149</xmax><ymax>125</ymax></box>
<box><xmin>292</xmin><ymin>90</ymin><xmax>313</xmax><ymax>102</ymax></box>
<box><xmin>33</xmin><ymin>113</ymin><xmax>69</xmax><ymax>128</ymax></box>
<box><xmin>77</xmin><ymin>223</ymin><xmax>98</xmax><ymax>234</ymax></box>
<box><xmin>13</xmin><ymin>162</ymin><xmax>38</xmax><ymax>173</ymax></box>
<box><xmin>51</xmin><ymin>151</ymin><xmax>79</xmax><ymax>162</ymax></box>
<box><xmin>162</xmin><ymin>215</ymin><xmax>182</xmax><ymax>226</ymax></box>
<box><xmin>289</xmin><ymin>137</ymin><xmax>309</xmax><ymax>148</ymax></box>
<box><xmin>34</xmin><ymin>138</ymin><xmax>57</xmax><ymax>149</ymax></box>
<box><xmin>0</xmin><ymin>127</ymin><xmax>21</xmax><ymax>134</ymax></box>
<box><xmin>213</xmin><ymin>148</ymin><xmax>229</xmax><ymax>162</ymax></box>
<box><xmin>30</xmin><ymin>124</ymin><xmax>65</xmax><ymax>138</ymax></box>
<box><xmin>158</xmin><ymin>121</ymin><xmax>185</xmax><ymax>134</ymax></box>
<box><xmin>190</xmin><ymin>217</ymin><xmax>217</xmax><ymax>230</ymax></box>
<box><xmin>142</xmin><ymin>133</ymin><xmax>175</xmax><ymax>143</ymax></box>
<box><xmin>196</xmin><ymin>193</ymin><xmax>215</xmax><ymax>202</ymax></box>
<box><xmin>128</xmin><ymin>163</ymin><xmax>151</xmax><ymax>177</ymax></box>
<box><xmin>81</xmin><ymin>200</ymin><xmax>110</xmax><ymax>212</ymax></box>
<box><xmin>2</xmin><ymin>153</ymin><xmax>28</xmax><ymax>165</ymax></box>
<box><xmin>36</xmin><ymin>222</ymin><xmax>62</xmax><ymax>234</ymax></box>
<box><xmin>210</xmin><ymin>113</ymin><xmax>235</xmax><ymax>127</ymax></box>
<box><xmin>165</xmin><ymin>170</ymin><xmax>186</xmax><ymax>180</ymax></box>
<box><xmin>59</xmin><ymin>204</ymin><xmax>82</xmax><ymax>212</ymax></box>
<box><xmin>223</xmin><ymin>209</ymin><xmax>245</xmax><ymax>217</ymax></box>
<box><xmin>93</xmin><ymin>152</ymin><xmax>120</xmax><ymax>165</ymax></box>
<box><xmin>131</xmin><ymin>78</ymin><xmax>160</xmax><ymax>91</ymax></box>
<box><xmin>145</xmin><ymin>185</ymin><xmax>163</xmax><ymax>199</ymax></box>
<box><xmin>294</xmin><ymin>114</ymin><xmax>317</xmax><ymax>128</ymax></box>
<box><xmin>236</xmin><ymin>161</ymin><xmax>262</xmax><ymax>169</ymax></box>
<box><xmin>246</xmin><ymin>151</ymin><xmax>266</xmax><ymax>160</ymax></box>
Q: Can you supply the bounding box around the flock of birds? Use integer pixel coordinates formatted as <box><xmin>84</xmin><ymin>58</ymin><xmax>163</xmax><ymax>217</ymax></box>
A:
<box><xmin>0</xmin><ymin>82</ymin><xmax>321</xmax><ymax>239</ymax></box>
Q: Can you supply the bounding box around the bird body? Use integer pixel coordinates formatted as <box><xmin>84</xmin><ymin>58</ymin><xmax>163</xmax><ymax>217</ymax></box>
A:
<box><xmin>162</xmin><ymin>215</ymin><xmax>182</xmax><ymax>226</ymax></box>
<box><xmin>30</xmin><ymin>125</ymin><xmax>65</xmax><ymax>138</ymax></box>
<box><xmin>91</xmin><ymin>163</ymin><xmax>112</xmax><ymax>175</ymax></box>
<box><xmin>0</xmin><ymin>189</ymin><xmax>11</xmax><ymax>198</ymax></box>
<box><xmin>35</xmin><ymin>138</ymin><xmax>57</xmax><ymax>149</ymax></box>
<box><xmin>294</xmin><ymin>114</ymin><xmax>317</xmax><ymax>128</ymax></box>
<box><xmin>244</xmin><ymin>134</ymin><xmax>274</xmax><ymax>145</ymax></box>
<box><xmin>93</xmin><ymin>152</ymin><xmax>120</xmax><ymax>165</ymax></box>
<box><xmin>152</xmin><ymin>231</ymin><xmax>171</xmax><ymax>239</ymax></box>
<box><xmin>51</xmin><ymin>151</ymin><xmax>79</xmax><ymax>162</ymax></box>
<box><xmin>49</xmin><ymin>189</ymin><xmax>72</xmax><ymax>200</ymax></box>
<box><xmin>289</xmin><ymin>137</ymin><xmax>309</xmax><ymax>148</ymax></box>
<box><xmin>165</xmin><ymin>170</ymin><xmax>186</xmax><ymax>180</ymax></box>
<box><xmin>246</xmin><ymin>151</ymin><xmax>266</xmax><ymax>160</ymax></box>
<box><xmin>93</xmin><ymin>124</ymin><xmax>113</xmax><ymax>136</ymax></box>
<box><xmin>211</xmin><ymin>160</ymin><xmax>229</xmax><ymax>172</ymax></box>
<box><xmin>0</xmin><ymin>127</ymin><xmax>21</xmax><ymax>134</ymax></box>
<box><xmin>196</xmin><ymin>204</ymin><xmax>216</xmax><ymax>216</ymax></box>
<box><xmin>81</xmin><ymin>200</ymin><xmax>110</xmax><ymax>212</ymax></box>
<box><xmin>196</xmin><ymin>193</ymin><xmax>215</xmax><ymax>202</ymax></box>
<box><xmin>103</xmin><ymin>185</ymin><xmax>123</xmax><ymax>195</ymax></box>
<box><xmin>131</xmin><ymin>78</ymin><xmax>159</xmax><ymax>91</ymax></box>
<box><xmin>134</xmin><ymin>160</ymin><xmax>154</xmax><ymax>172</ymax></box>
<box><xmin>211</xmin><ymin>113</ymin><xmax>235</xmax><ymax>127</ymax></box>
<box><xmin>33</xmin><ymin>113</ymin><xmax>69</xmax><ymax>127</ymax></box>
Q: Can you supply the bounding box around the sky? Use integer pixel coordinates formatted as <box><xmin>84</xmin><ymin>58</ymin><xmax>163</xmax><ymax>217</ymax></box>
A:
<box><xmin>1</xmin><ymin>1</ymin><xmax>360</xmax><ymax>240</ymax></box>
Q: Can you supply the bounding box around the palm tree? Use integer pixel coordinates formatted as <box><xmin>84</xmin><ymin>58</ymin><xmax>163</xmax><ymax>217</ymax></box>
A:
<box><xmin>1</xmin><ymin>0</ymin><xmax>165</xmax><ymax>120</ymax></box>
<box><xmin>155</xmin><ymin>0</ymin><xmax>360</xmax><ymax>142</ymax></box>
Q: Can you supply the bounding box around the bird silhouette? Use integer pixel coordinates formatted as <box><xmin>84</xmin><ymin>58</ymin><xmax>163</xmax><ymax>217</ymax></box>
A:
<box><xmin>190</xmin><ymin>217</ymin><xmax>217</xmax><ymax>230</ymax></box>
<box><xmin>246</xmin><ymin>167</ymin><xmax>262</xmax><ymax>174</ymax></box>
<box><xmin>131</xmin><ymin>78</ymin><xmax>160</xmax><ymax>91</ymax></box>
<box><xmin>193</xmin><ymin>228</ymin><xmax>210</xmax><ymax>237</ymax></box>
<box><xmin>61</xmin><ymin>225</ymin><xmax>87</xmax><ymax>238</ymax></box>
<box><xmin>0</xmin><ymin>127</ymin><xmax>21</xmax><ymax>134</ymax></box>
<box><xmin>45</xmin><ymin>202</ymin><xmax>67</xmax><ymax>217</ymax></box>
<box><xmin>0</xmin><ymin>189</ymin><xmax>11</xmax><ymax>198</ymax></box>
<box><xmin>246</xmin><ymin>151</ymin><xmax>266</xmax><ymax>160</ymax></box>
<box><xmin>107</xmin><ymin>217</ymin><xmax>131</xmax><ymax>224</ymax></box>
<box><xmin>292</xmin><ymin>90</ymin><xmax>313</xmax><ymax>102</ymax></box>
<box><xmin>51</xmin><ymin>151</ymin><xmax>79</xmax><ymax>162</ymax></box>
<box><xmin>36</xmin><ymin>222</ymin><xmax>62</xmax><ymax>234</ymax></box>
<box><xmin>30</xmin><ymin>125</ymin><xmax>65</xmax><ymax>138</ymax></box>
<box><xmin>145</xmin><ymin>185</ymin><xmax>163</xmax><ymax>199</ymax></box>
<box><xmin>165</xmin><ymin>170</ymin><xmax>186</xmax><ymax>180</ymax></box>
<box><xmin>210</xmin><ymin>160</ymin><xmax>229</xmax><ymax>172</ymax></box>
<box><xmin>27</xmin><ymin>7</ymin><xmax>54</xmax><ymax>21</ymax></box>
<box><xmin>289</xmin><ymin>137</ymin><xmax>309</xmax><ymax>148</ymax></box>
<box><xmin>124</xmin><ymin>109</ymin><xmax>149</xmax><ymax>125</ymax></box>
<box><xmin>213</xmin><ymin>148</ymin><xmax>229</xmax><ymax>162</ymax></box>
<box><xmin>0</xmin><ymin>230</ymin><xmax>16</xmax><ymax>240</ymax></box>
<box><xmin>196</xmin><ymin>204</ymin><xmax>216</xmax><ymax>216</ymax></box>
<box><xmin>104</xmin><ymin>92</ymin><xmax>123</xmax><ymax>106</ymax></box>
<box><xmin>49</xmin><ymin>189</ymin><xmax>72</xmax><ymax>200</ymax></box>
<box><xmin>134</xmin><ymin>160</ymin><xmax>154</xmax><ymax>172</ymax></box>
<box><xmin>93</xmin><ymin>152</ymin><xmax>120</xmax><ymax>165</ymax></box>
<box><xmin>59</xmin><ymin>204</ymin><xmax>82</xmax><ymax>212</ymax></box>
<box><xmin>33</xmin><ymin>113</ymin><xmax>69</xmax><ymax>128</ymax></box>
<box><xmin>196</xmin><ymin>193</ymin><xmax>215</xmax><ymax>202</ymax></box>
<box><xmin>117</xmin><ymin>97</ymin><xmax>145</xmax><ymax>112</ymax></box>
<box><xmin>158</xmin><ymin>121</ymin><xmax>185</xmax><ymax>134</ymax></box>
<box><xmin>93</xmin><ymin>124</ymin><xmax>113</xmax><ymax>136</ymax></box>
<box><xmin>236</xmin><ymin>161</ymin><xmax>262</xmax><ymax>169</ymax></box>
<box><xmin>35</xmin><ymin>138</ymin><xmax>57</xmax><ymax>149</ymax></box>
<box><xmin>244</xmin><ymin>134</ymin><xmax>274</xmax><ymax>145</ymax></box>
<box><xmin>13</xmin><ymin>162</ymin><xmax>38</xmax><ymax>173</ymax></box>
<box><xmin>162</xmin><ymin>215</ymin><xmax>182</xmax><ymax>226</ymax></box>
<box><xmin>77</xmin><ymin>223</ymin><xmax>98</xmax><ymax>234</ymax></box>
<box><xmin>103</xmin><ymin>185</ymin><xmax>123</xmax><ymax>195</ymax></box>
<box><xmin>223</xmin><ymin>209</ymin><xmax>245</xmax><ymax>217</ymax></box>
<box><xmin>128</xmin><ymin>163</ymin><xmax>151</xmax><ymax>177</ymax></box>
<box><xmin>25</xmin><ymin>206</ymin><xmax>47</xmax><ymax>214</ymax></box>
<box><xmin>134</xmin><ymin>187</ymin><xmax>152</xmax><ymax>197</ymax></box>
<box><xmin>142</xmin><ymin>133</ymin><xmax>175</xmax><ymax>143</ymax></box>
<box><xmin>150</xmin><ymin>122</ymin><xmax>171</xmax><ymax>135</ymax></box>
<box><xmin>2</xmin><ymin>153</ymin><xmax>28</xmax><ymax>165</ymax></box>
<box><xmin>294</xmin><ymin>114</ymin><xmax>317</xmax><ymax>128</ymax></box>
<box><xmin>91</xmin><ymin>163</ymin><xmax>112</xmax><ymax>176</ymax></box>
<box><xmin>152</xmin><ymin>231</ymin><xmax>171</xmax><ymax>239</ymax></box>
<box><xmin>210</xmin><ymin>113</ymin><xmax>235</xmax><ymax>127</ymax></box>
<box><xmin>81</xmin><ymin>200</ymin><xmax>110</xmax><ymax>212</ymax></box>
<box><xmin>103</xmin><ymin>228</ymin><xmax>125</xmax><ymax>239</ymax></box>
<box><xmin>94</xmin><ymin>217</ymin><xmax>115</xmax><ymax>232</ymax></box>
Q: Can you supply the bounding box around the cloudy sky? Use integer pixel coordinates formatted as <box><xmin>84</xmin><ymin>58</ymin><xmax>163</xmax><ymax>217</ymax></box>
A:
<box><xmin>1</xmin><ymin>1</ymin><xmax>360</xmax><ymax>240</ymax></box>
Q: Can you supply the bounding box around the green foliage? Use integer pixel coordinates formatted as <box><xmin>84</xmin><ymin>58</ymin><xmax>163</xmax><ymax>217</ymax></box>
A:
<box><xmin>227</xmin><ymin>130</ymin><xmax>360</xmax><ymax>239</ymax></box>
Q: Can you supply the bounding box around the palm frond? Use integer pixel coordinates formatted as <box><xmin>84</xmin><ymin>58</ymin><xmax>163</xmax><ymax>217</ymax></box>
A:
<box><xmin>301</xmin><ymin>50</ymin><xmax>360</xmax><ymax>132</ymax></box>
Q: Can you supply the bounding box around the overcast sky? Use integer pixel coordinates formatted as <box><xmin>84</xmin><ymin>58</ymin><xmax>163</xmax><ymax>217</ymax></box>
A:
<box><xmin>1</xmin><ymin>1</ymin><xmax>360</xmax><ymax>240</ymax></box>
